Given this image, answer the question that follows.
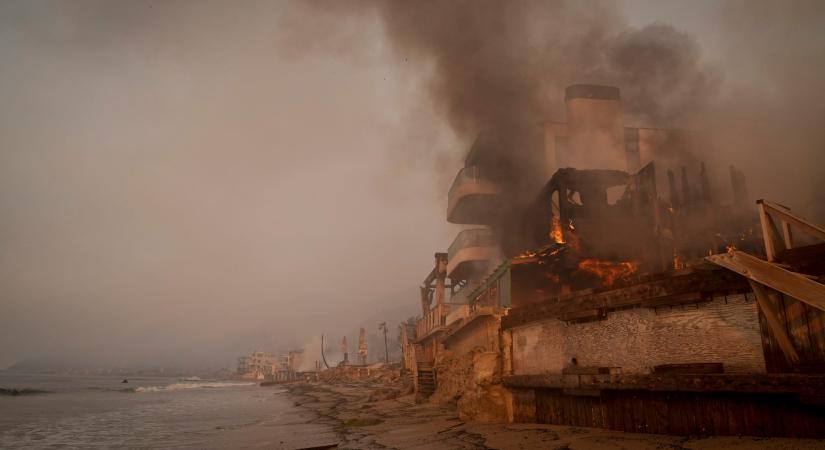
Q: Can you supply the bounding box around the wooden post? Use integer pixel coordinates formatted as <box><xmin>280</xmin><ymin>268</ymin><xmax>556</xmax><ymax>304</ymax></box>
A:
<box><xmin>435</xmin><ymin>253</ymin><xmax>447</xmax><ymax>306</ymax></box>
<box><xmin>750</xmin><ymin>281</ymin><xmax>800</xmax><ymax>364</ymax></box>
<box><xmin>761</xmin><ymin>199</ymin><xmax>825</xmax><ymax>241</ymax></box>
<box><xmin>758</xmin><ymin>201</ymin><xmax>778</xmax><ymax>261</ymax></box>
<box><xmin>781</xmin><ymin>220</ymin><xmax>794</xmax><ymax>250</ymax></box>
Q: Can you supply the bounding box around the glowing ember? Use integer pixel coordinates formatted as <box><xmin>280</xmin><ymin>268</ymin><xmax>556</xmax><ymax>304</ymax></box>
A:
<box><xmin>577</xmin><ymin>258</ymin><xmax>639</xmax><ymax>286</ymax></box>
<box><xmin>550</xmin><ymin>217</ymin><xmax>564</xmax><ymax>244</ymax></box>
<box><xmin>673</xmin><ymin>251</ymin><xmax>682</xmax><ymax>269</ymax></box>
<box><xmin>516</xmin><ymin>250</ymin><xmax>537</xmax><ymax>259</ymax></box>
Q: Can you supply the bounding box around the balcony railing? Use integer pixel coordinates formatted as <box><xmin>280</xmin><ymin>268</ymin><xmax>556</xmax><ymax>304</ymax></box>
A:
<box><xmin>447</xmin><ymin>166</ymin><xmax>500</xmax><ymax>224</ymax></box>
<box><xmin>449</xmin><ymin>166</ymin><xmax>482</xmax><ymax>198</ymax></box>
<box><xmin>447</xmin><ymin>228</ymin><xmax>498</xmax><ymax>280</ymax></box>
<box><xmin>448</xmin><ymin>228</ymin><xmax>497</xmax><ymax>261</ymax></box>
<box><xmin>445</xmin><ymin>304</ymin><xmax>470</xmax><ymax>325</ymax></box>
<box><xmin>416</xmin><ymin>303</ymin><xmax>450</xmax><ymax>339</ymax></box>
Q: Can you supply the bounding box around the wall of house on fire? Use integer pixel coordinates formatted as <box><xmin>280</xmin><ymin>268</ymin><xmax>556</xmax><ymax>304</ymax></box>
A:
<box><xmin>540</xmin><ymin>84</ymin><xmax>707</xmax><ymax>206</ymax></box>
<box><xmin>510</xmin><ymin>294</ymin><xmax>765</xmax><ymax>375</ymax></box>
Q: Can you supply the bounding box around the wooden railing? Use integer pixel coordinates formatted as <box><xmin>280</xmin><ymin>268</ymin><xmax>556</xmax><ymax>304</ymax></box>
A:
<box><xmin>757</xmin><ymin>199</ymin><xmax>825</xmax><ymax>262</ymax></box>
<box><xmin>416</xmin><ymin>303</ymin><xmax>450</xmax><ymax>339</ymax></box>
<box><xmin>446</xmin><ymin>304</ymin><xmax>470</xmax><ymax>325</ymax></box>
<box><xmin>707</xmin><ymin>199</ymin><xmax>825</xmax><ymax>368</ymax></box>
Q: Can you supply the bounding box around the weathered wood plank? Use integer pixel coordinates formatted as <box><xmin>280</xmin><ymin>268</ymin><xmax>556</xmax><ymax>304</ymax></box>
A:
<box><xmin>757</xmin><ymin>300</ymin><xmax>793</xmax><ymax>373</ymax></box>
<box><xmin>503</xmin><ymin>268</ymin><xmax>749</xmax><ymax>330</ymax></box>
<box><xmin>758</xmin><ymin>201</ymin><xmax>781</xmax><ymax>261</ymax></box>
<box><xmin>531</xmin><ymin>387</ymin><xmax>825</xmax><ymax>437</ymax></box>
<box><xmin>784</xmin><ymin>295</ymin><xmax>814</xmax><ymax>358</ymax></box>
<box><xmin>749</xmin><ymin>281</ymin><xmax>801</xmax><ymax>363</ymax></box>
<box><xmin>504</xmin><ymin>373</ymin><xmax>825</xmax><ymax>397</ymax></box>
<box><xmin>707</xmin><ymin>250</ymin><xmax>825</xmax><ymax>311</ymax></box>
<box><xmin>652</xmin><ymin>362</ymin><xmax>724</xmax><ymax>374</ymax></box>
<box><xmin>562</xmin><ymin>366</ymin><xmax>622</xmax><ymax>375</ymax></box>
<box><xmin>781</xmin><ymin>219</ymin><xmax>795</xmax><ymax>249</ymax></box>
<box><xmin>806</xmin><ymin>306</ymin><xmax>825</xmax><ymax>361</ymax></box>
<box><xmin>760</xmin><ymin>199</ymin><xmax>825</xmax><ymax>242</ymax></box>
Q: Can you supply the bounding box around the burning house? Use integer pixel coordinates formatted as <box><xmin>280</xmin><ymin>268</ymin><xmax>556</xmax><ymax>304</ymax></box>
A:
<box><xmin>401</xmin><ymin>84</ymin><xmax>825</xmax><ymax>437</ymax></box>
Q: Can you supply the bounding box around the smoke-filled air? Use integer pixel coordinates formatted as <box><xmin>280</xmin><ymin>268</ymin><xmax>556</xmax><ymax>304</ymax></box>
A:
<box><xmin>3</xmin><ymin>1</ymin><xmax>825</xmax><ymax>448</ymax></box>
<box><xmin>1</xmin><ymin>0</ymin><xmax>824</xmax><ymax>379</ymax></box>
<box><xmin>0</xmin><ymin>1</ymin><xmax>825</xmax><ymax>367</ymax></box>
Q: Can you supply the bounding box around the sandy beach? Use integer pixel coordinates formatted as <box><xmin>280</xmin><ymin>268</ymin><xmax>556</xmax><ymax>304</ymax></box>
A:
<box><xmin>287</xmin><ymin>381</ymin><xmax>825</xmax><ymax>450</ymax></box>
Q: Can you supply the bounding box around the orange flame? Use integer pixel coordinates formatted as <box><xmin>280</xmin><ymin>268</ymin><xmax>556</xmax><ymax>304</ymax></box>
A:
<box><xmin>516</xmin><ymin>250</ymin><xmax>537</xmax><ymax>259</ymax></box>
<box><xmin>577</xmin><ymin>258</ymin><xmax>639</xmax><ymax>286</ymax></box>
<box><xmin>550</xmin><ymin>217</ymin><xmax>564</xmax><ymax>244</ymax></box>
<box><xmin>673</xmin><ymin>251</ymin><xmax>682</xmax><ymax>269</ymax></box>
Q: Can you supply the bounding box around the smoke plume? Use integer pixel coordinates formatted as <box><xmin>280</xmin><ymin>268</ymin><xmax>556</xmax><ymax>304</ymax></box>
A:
<box><xmin>308</xmin><ymin>0</ymin><xmax>824</xmax><ymax>219</ymax></box>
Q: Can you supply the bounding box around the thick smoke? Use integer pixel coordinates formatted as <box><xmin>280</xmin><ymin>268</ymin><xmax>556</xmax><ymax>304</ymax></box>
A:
<box><xmin>362</xmin><ymin>1</ymin><xmax>722</xmax><ymax>254</ymax></box>
<box><xmin>372</xmin><ymin>1</ymin><xmax>716</xmax><ymax>152</ymax></box>
<box><xmin>346</xmin><ymin>0</ymin><xmax>823</xmax><ymax>220</ymax></box>
<box><xmin>705</xmin><ymin>0</ymin><xmax>825</xmax><ymax>220</ymax></box>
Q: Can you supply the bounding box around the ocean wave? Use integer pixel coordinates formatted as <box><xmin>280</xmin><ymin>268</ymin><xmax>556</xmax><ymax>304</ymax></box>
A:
<box><xmin>82</xmin><ymin>386</ymin><xmax>137</xmax><ymax>393</ymax></box>
<box><xmin>0</xmin><ymin>387</ymin><xmax>52</xmax><ymax>396</ymax></box>
<box><xmin>135</xmin><ymin>381</ymin><xmax>255</xmax><ymax>392</ymax></box>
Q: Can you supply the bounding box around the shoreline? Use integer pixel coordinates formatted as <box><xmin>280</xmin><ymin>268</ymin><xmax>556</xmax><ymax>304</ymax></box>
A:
<box><xmin>286</xmin><ymin>381</ymin><xmax>489</xmax><ymax>449</ymax></box>
<box><xmin>285</xmin><ymin>381</ymin><xmax>825</xmax><ymax>450</ymax></box>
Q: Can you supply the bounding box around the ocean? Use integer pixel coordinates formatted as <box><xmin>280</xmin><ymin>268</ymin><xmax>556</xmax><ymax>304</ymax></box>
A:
<box><xmin>0</xmin><ymin>372</ymin><xmax>337</xmax><ymax>449</ymax></box>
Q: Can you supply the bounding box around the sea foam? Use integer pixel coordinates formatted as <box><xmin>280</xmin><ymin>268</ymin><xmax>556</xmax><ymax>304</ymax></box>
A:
<box><xmin>135</xmin><ymin>381</ymin><xmax>255</xmax><ymax>392</ymax></box>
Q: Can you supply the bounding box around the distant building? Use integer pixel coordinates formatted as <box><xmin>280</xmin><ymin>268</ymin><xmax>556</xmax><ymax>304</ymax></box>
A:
<box><xmin>236</xmin><ymin>351</ymin><xmax>276</xmax><ymax>380</ymax></box>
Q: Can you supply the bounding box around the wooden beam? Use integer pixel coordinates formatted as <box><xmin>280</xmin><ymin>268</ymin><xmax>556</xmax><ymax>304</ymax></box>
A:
<box><xmin>782</xmin><ymin>219</ymin><xmax>795</xmax><ymax>250</ymax></box>
<box><xmin>502</xmin><ymin>268</ymin><xmax>749</xmax><ymax>330</ymax></box>
<box><xmin>760</xmin><ymin>199</ymin><xmax>825</xmax><ymax>242</ymax></box>
<box><xmin>749</xmin><ymin>280</ymin><xmax>800</xmax><ymax>364</ymax></box>
<box><xmin>503</xmin><ymin>373</ymin><xmax>825</xmax><ymax>397</ymax></box>
<box><xmin>652</xmin><ymin>363</ymin><xmax>724</xmax><ymax>374</ymax></box>
<box><xmin>758</xmin><ymin>201</ymin><xmax>779</xmax><ymax>261</ymax></box>
<box><xmin>707</xmin><ymin>250</ymin><xmax>825</xmax><ymax>311</ymax></box>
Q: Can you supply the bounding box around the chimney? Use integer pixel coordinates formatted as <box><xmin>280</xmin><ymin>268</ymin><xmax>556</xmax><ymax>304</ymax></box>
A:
<box><xmin>564</xmin><ymin>85</ymin><xmax>625</xmax><ymax>171</ymax></box>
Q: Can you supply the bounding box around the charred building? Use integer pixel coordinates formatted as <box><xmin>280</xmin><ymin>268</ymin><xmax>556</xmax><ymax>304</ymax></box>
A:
<box><xmin>401</xmin><ymin>85</ymin><xmax>825</xmax><ymax>437</ymax></box>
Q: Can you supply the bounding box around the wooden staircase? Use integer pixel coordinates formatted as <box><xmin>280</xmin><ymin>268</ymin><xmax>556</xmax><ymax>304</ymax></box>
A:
<box><xmin>416</xmin><ymin>363</ymin><xmax>436</xmax><ymax>396</ymax></box>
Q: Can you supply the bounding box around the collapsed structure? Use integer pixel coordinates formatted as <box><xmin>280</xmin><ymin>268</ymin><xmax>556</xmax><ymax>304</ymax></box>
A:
<box><xmin>401</xmin><ymin>85</ymin><xmax>825</xmax><ymax>437</ymax></box>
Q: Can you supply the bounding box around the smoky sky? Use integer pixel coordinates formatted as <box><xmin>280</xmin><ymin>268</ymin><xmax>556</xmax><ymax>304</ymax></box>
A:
<box><xmin>1</xmin><ymin>1</ymin><xmax>824</xmax><ymax>370</ymax></box>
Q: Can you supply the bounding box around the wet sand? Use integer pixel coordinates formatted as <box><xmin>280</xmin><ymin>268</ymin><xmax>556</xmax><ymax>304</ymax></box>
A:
<box><xmin>287</xmin><ymin>381</ymin><xmax>825</xmax><ymax>450</ymax></box>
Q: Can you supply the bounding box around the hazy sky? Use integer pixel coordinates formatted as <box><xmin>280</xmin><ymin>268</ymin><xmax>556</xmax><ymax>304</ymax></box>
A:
<box><xmin>1</xmin><ymin>1</ymin><xmax>823</xmax><ymax>370</ymax></box>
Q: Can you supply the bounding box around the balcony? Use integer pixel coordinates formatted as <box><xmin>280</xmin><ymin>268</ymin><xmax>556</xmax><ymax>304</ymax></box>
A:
<box><xmin>445</xmin><ymin>304</ymin><xmax>470</xmax><ymax>325</ymax></box>
<box><xmin>415</xmin><ymin>303</ymin><xmax>451</xmax><ymax>340</ymax></box>
<box><xmin>447</xmin><ymin>228</ymin><xmax>498</xmax><ymax>280</ymax></box>
<box><xmin>447</xmin><ymin>166</ymin><xmax>501</xmax><ymax>224</ymax></box>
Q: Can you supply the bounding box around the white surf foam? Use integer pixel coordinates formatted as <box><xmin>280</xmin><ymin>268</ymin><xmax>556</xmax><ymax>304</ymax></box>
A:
<box><xmin>135</xmin><ymin>381</ymin><xmax>255</xmax><ymax>392</ymax></box>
